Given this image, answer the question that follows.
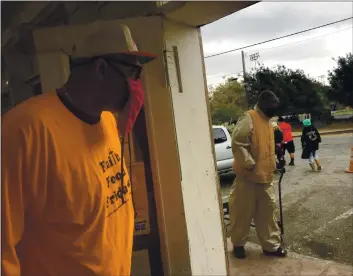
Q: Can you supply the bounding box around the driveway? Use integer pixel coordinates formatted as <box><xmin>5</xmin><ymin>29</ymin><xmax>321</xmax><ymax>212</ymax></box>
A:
<box><xmin>220</xmin><ymin>133</ymin><xmax>353</xmax><ymax>265</ymax></box>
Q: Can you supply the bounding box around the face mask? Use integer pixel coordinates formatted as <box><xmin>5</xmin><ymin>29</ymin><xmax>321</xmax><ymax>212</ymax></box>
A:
<box><xmin>117</xmin><ymin>78</ymin><xmax>145</xmax><ymax>138</ymax></box>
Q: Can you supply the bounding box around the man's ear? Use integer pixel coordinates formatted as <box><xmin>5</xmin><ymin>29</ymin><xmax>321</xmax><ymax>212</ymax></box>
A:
<box><xmin>94</xmin><ymin>59</ymin><xmax>108</xmax><ymax>82</ymax></box>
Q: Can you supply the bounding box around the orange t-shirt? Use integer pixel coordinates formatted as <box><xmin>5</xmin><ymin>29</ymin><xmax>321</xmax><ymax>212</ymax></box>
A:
<box><xmin>278</xmin><ymin>122</ymin><xmax>293</xmax><ymax>143</ymax></box>
<box><xmin>2</xmin><ymin>92</ymin><xmax>134</xmax><ymax>276</ymax></box>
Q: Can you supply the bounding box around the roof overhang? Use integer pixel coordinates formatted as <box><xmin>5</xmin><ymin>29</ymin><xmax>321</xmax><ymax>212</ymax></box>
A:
<box><xmin>1</xmin><ymin>1</ymin><xmax>259</xmax><ymax>55</ymax></box>
<box><xmin>159</xmin><ymin>1</ymin><xmax>258</xmax><ymax>27</ymax></box>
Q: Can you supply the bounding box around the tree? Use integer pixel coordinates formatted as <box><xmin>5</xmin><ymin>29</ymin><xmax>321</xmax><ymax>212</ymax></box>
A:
<box><xmin>328</xmin><ymin>53</ymin><xmax>353</xmax><ymax>107</ymax></box>
<box><xmin>244</xmin><ymin>65</ymin><xmax>327</xmax><ymax>116</ymax></box>
<box><xmin>209</xmin><ymin>78</ymin><xmax>246</xmax><ymax>125</ymax></box>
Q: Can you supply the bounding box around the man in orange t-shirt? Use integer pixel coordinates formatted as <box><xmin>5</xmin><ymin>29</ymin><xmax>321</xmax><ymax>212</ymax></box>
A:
<box><xmin>2</xmin><ymin>24</ymin><xmax>156</xmax><ymax>276</ymax></box>
<box><xmin>278</xmin><ymin>117</ymin><xmax>295</xmax><ymax>166</ymax></box>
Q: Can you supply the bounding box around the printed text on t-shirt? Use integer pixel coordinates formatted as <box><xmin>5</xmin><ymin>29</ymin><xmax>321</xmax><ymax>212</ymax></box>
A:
<box><xmin>98</xmin><ymin>148</ymin><xmax>131</xmax><ymax>217</ymax></box>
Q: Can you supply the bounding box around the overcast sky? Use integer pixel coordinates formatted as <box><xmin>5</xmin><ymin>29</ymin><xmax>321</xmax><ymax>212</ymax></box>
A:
<box><xmin>201</xmin><ymin>2</ymin><xmax>353</xmax><ymax>87</ymax></box>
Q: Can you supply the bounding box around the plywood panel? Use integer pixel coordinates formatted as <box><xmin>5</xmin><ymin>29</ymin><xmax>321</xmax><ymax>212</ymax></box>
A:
<box><xmin>130</xmin><ymin>162</ymin><xmax>151</xmax><ymax>236</ymax></box>
<box><xmin>131</xmin><ymin>250</ymin><xmax>151</xmax><ymax>276</ymax></box>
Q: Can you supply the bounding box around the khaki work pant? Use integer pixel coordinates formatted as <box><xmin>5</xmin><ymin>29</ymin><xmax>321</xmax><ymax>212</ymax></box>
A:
<box><xmin>228</xmin><ymin>176</ymin><xmax>281</xmax><ymax>252</ymax></box>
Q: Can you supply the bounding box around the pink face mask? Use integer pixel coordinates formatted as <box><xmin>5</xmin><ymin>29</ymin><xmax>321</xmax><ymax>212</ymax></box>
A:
<box><xmin>117</xmin><ymin>78</ymin><xmax>145</xmax><ymax>138</ymax></box>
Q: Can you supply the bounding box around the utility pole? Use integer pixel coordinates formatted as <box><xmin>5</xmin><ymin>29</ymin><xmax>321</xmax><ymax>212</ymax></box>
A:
<box><xmin>241</xmin><ymin>50</ymin><xmax>246</xmax><ymax>79</ymax></box>
<box><xmin>241</xmin><ymin>50</ymin><xmax>249</xmax><ymax>108</ymax></box>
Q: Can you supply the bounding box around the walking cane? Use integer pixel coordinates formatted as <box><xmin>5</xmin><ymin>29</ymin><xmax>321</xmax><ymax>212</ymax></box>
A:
<box><xmin>277</xmin><ymin>167</ymin><xmax>286</xmax><ymax>246</ymax></box>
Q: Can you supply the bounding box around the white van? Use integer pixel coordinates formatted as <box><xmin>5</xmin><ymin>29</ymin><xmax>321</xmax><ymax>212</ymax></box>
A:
<box><xmin>212</xmin><ymin>125</ymin><xmax>234</xmax><ymax>174</ymax></box>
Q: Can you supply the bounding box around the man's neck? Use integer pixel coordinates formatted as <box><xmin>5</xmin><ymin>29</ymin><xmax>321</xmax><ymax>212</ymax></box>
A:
<box><xmin>62</xmin><ymin>82</ymin><xmax>102</xmax><ymax>117</ymax></box>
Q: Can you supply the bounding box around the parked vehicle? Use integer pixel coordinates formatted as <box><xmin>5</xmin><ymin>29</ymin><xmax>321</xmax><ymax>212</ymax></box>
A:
<box><xmin>213</xmin><ymin>125</ymin><xmax>234</xmax><ymax>174</ymax></box>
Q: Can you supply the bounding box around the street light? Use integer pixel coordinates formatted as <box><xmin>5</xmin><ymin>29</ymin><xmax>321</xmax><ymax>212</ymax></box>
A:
<box><xmin>249</xmin><ymin>52</ymin><xmax>260</xmax><ymax>61</ymax></box>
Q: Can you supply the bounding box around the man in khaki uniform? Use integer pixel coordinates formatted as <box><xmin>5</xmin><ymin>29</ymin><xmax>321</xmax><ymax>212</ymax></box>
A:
<box><xmin>229</xmin><ymin>90</ymin><xmax>287</xmax><ymax>259</ymax></box>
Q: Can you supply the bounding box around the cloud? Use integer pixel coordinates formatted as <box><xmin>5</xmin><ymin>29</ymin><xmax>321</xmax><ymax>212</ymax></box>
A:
<box><xmin>205</xmin><ymin>51</ymin><xmax>243</xmax><ymax>75</ymax></box>
<box><xmin>201</xmin><ymin>2</ymin><xmax>353</xmax><ymax>86</ymax></box>
<box><xmin>201</xmin><ymin>2</ymin><xmax>353</xmax><ymax>45</ymax></box>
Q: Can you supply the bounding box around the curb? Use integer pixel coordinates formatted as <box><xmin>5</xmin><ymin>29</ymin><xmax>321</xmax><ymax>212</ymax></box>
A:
<box><xmin>293</xmin><ymin>129</ymin><xmax>353</xmax><ymax>138</ymax></box>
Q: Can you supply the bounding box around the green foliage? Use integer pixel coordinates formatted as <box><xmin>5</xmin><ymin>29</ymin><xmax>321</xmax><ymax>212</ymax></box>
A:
<box><xmin>224</xmin><ymin>122</ymin><xmax>236</xmax><ymax>135</ymax></box>
<box><xmin>208</xmin><ymin>58</ymin><xmax>350</xmax><ymax>125</ymax></box>
<box><xmin>328</xmin><ymin>53</ymin><xmax>353</xmax><ymax>107</ymax></box>
<box><xmin>209</xmin><ymin>78</ymin><xmax>246</xmax><ymax>125</ymax></box>
<box><xmin>244</xmin><ymin>65</ymin><xmax>328</xmax><ymax>116</ymax></box>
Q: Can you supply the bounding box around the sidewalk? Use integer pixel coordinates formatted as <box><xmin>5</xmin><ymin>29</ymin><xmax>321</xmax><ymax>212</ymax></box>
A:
<box><xmin>293</xmin><ymin>128</ymin><xmax>353</xmax><ymax>138</ymax></box>
<box><xmin>227</xmin><ymin>239</ymin><xmax>353</xmax><ymax>276</ymax></box>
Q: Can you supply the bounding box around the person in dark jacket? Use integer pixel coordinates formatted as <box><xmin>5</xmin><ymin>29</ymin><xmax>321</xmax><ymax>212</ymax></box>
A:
<box><xmin>301</xmin><ymin>119</ymin><xmax>322</xmax><ymax>171</ymax></box>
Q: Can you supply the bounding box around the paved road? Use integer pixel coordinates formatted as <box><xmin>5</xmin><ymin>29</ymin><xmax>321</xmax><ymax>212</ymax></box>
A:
<box><xmin>220</xmin><ymin>133</ymin><xmax>353</xmax><ymax>265</ymax></box>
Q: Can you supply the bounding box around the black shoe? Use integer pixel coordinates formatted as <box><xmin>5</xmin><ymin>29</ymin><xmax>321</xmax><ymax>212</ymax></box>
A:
<box><xmin>233</xmin><ymin>246</ymin><xmax>246</xmax><ymax>259</ymax></box>
<box><xmin>288</xmin><ymin>161</ymin><xmax>295</xmax><ymax>166</ymax></box>
<box><xmin>263</xmin><ymin>246</ymin><xmax>287</xmax><ymax>257</ymax></box>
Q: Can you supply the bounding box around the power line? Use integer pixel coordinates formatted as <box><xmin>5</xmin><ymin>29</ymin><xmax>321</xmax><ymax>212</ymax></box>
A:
<box><xmin>204</xmin><ymin>17</ymin><xmax>353</xmax><ymax>59</ymax></box>
<box><xmin>248</xmin><ymin>26</ymin><xmax>353</xmax><ymax>55</ymax></box>
<box><xmin>207</xmin><ymin>26</ymin><xmax>352</xmax><ymax>83</ymax></box>
<box><xmin>208</xmin><ymin>26</ymin><xmax>352</xmax><ymax>81</ymax></box>
<box><xmin>207</xmin><ymin>71</ymin><xmax>243</xmax><ymax>80</ymax></box>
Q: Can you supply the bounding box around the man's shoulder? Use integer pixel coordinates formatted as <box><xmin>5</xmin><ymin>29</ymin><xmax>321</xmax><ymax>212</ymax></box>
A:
<box><xmin>240</xmin><ymin>110</ymin><xmax>254</xmax><ymax>118</ymax></box>
<box><xmin>237</xmin><ymin>111</ymin><xmax>252</xmax><ymax>123</ymax></box>
<box><xmin>101</xmin><ymin>111</ymin><xmax>117</xmax><ymax>128</ymax></box>
<box><xmin>2</xmin><ymin>92</ymin><xmax>58</xmax><ymax>133</ymax></box>
<box><xmin>101</xmin><ymin>111</ymin><xmax>116</xmax><ymax>122</ymax></box>
<box><xmin>233</xmin><ymin>112</ymin><xmax>253</xmax><ymax>134</ymax></box>
<box><xmin>247</xmin><ymin>109</ymin><xmax>257</xmax><ymax>116</ymax></box>
<box><xmin>101</xmin><ymin>111</ymin><xmax>120</xmax><ymax>135</ymax></box>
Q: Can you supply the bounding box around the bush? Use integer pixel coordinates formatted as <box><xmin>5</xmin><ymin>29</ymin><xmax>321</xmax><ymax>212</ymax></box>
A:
<box><xmin>319</xmin><ymin>110</ymin><xmax>334</xmax><ymax>125</ymax></box>
<box><xmin>224</xmin><ymin>123</ymin><xmax>236</xmax><ymax>135</ymax></box>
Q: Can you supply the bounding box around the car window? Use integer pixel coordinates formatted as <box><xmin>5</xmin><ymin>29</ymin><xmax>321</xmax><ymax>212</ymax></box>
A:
<box><xmin>213</xmin><ymin>128</ymin><xmax>227</xmax><ymax>144</ymax></box>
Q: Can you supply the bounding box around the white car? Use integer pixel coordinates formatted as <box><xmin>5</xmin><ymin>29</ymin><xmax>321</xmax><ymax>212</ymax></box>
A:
<box><xmin>213</xmin><ymin>125</ymin><xmax>234</xmax><ymax>174</ymax></box>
